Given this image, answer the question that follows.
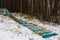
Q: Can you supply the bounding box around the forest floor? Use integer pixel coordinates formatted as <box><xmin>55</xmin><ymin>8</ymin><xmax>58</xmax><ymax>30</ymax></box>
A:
<box><xmin>0</xmin><ymin>13</ymin><xmax>60</xmax><ymax>40</ymax></box>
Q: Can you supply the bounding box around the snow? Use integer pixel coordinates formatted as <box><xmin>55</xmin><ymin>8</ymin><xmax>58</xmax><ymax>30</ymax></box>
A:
<box><xmin>12</xmin><ymin>13</ymin><xmax>60</xmax><ymax>40</ymax></box>
<box><xmin>0</xmin><ymin>14</ymin><xmax>60</xmax><ymax>40</ymax></box>
<box><xmin>0</xmin><ymin>15</ymin><xmax>44</xmax><ymax>40</ymax></box>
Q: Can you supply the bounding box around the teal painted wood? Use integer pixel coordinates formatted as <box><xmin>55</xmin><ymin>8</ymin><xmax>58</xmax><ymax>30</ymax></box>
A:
<box><xmin>0</xmin><ymin>8</ymin><xmax>57</xmax><ymax>38</ymax></box>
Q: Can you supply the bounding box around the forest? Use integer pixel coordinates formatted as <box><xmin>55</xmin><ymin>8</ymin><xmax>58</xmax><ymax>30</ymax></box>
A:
<box><xmin>0</xmin><ymin>0</ymin><xmax>60</xmax><ymax>24</ymax></box>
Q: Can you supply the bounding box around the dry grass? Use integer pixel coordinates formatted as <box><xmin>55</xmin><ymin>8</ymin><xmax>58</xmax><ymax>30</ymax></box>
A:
<box><xmin>13</xmin><ymin>13</ymin><xmax>34</xmax><ymax>22</ymax></box>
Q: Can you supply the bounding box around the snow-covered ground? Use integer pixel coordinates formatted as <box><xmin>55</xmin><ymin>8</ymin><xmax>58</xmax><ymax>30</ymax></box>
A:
<box><xmin>0</xmin><ymin>13</ymin><xmax>60</xmax><ymax>40</ymax></box>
